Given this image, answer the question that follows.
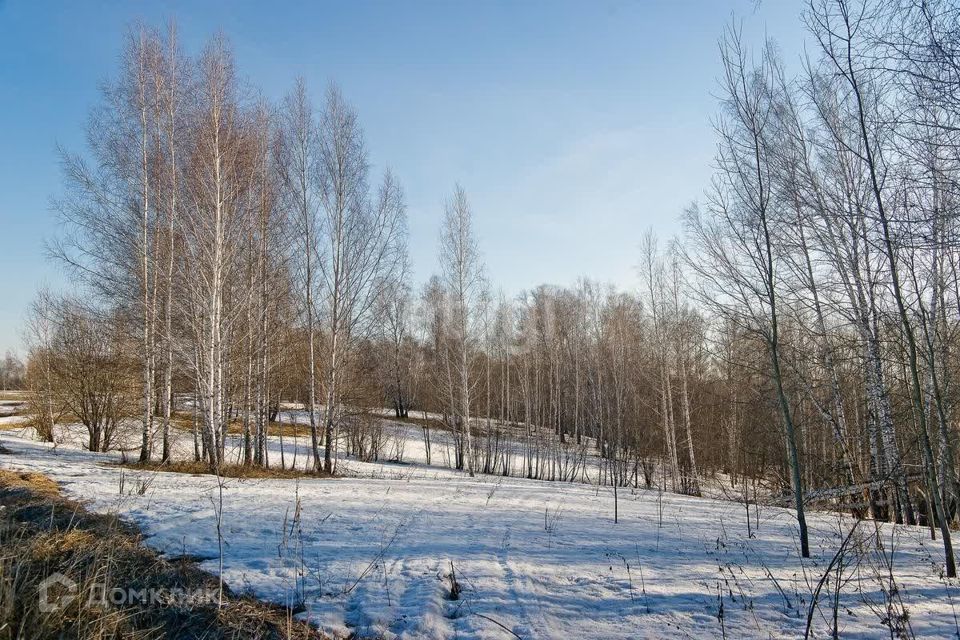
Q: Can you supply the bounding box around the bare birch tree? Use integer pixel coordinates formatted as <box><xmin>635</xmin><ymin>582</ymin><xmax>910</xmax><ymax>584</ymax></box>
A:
<box><xmin>317</xmin><ymin>85</ymin><xmax>406</xmax><ymax>473</ymax></box>
<box><xmin>439</xmin><ymin>185</ymin><xmax>485</xmax><ymax>477</ymax></box>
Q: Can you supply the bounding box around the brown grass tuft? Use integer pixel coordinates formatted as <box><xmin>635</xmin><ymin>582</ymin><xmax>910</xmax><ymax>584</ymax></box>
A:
<box><xmin>31</xmin><ymin>529</ymin><xmax>98</xmax><ymax>559</ymax></box>
<box><xmin>0</xmin><ymin>468</ymin><xmax>61</xmax><ymax>496</ymax></box>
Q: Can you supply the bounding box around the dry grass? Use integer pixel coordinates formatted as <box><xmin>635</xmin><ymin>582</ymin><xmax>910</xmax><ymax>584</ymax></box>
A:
<box><xmin>223</xmin><ymin>420</ymin><xmax>314</xmax><ymax>439</ymax></box>
<box><xmin>120</xmin><ymin>460</ymin><xmax>332</xmax><ymax>480</ymax></box>
<box><xmin>169</xmin><ymin>412</ymin><xmax>315</xmax><ymax>439</ymax></box>
<box><xmin>393</xmin><ymin>414</ymin><xmax>449</xmax><ymax>431</ymax></box>
<box><xmin>53</xmin><ymin>412</ymin><xmax>81</xmax><ymax>425</ymax></box>
<box><xmin>31</xmin><ymin>529</ymin><xmax>98</xmax><ymax>559</ymax></box>
<box><xmin>0</xmin><ymin>468</ymin><xmax>61</xmax><ymax>496</ymax></box>
<box><xmin>0</xmin><ymin>467</ymin><xmax>330</xmax><ymax>639</ymax></box>
<box><xmin>393</xmin><ymin>413</ymin><xmax>513</xmax><ymax>438</ymax></box>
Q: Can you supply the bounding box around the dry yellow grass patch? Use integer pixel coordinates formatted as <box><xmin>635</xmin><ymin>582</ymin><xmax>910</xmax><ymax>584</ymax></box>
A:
<box><xmin>0</xmin><ymin>468</ymin><xmax>61</xmax><ymax>496</ymax></box>
<box><xmin>168</xmin><ymin>411</ymin><xmax>316</xmax><ymax>438</ymax></box>
<box><xmin>31</xmin><ymin>529</ymin><xmax>98</xmax><ymax>559</ymax></box>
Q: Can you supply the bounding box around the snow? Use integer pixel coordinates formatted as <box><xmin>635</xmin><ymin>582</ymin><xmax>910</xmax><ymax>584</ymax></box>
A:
<box><xmin>1</xmin><ymin>426</ymin><xmax>958</xmax><ymax>639</ymax></box>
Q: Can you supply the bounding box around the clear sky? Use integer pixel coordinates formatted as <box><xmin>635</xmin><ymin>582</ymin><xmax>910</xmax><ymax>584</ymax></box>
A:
<box><xmin>0</xmin><ymin>0</ymin><xmax>809</xmax><ymax>357</ymax></box>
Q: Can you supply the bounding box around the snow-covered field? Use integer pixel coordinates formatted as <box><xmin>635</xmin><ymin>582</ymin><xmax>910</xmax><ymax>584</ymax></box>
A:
<box><xmin>1</xmin><ymin>421</ymin><xmax>957</xmax><ymax>639</ymax></box>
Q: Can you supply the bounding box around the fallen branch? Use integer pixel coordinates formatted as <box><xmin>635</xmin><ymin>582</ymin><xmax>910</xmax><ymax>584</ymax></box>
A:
<box><xmin>474</xmin><ymin>612</ymin><xmax>522</xmax><ymax>639</ymax></box>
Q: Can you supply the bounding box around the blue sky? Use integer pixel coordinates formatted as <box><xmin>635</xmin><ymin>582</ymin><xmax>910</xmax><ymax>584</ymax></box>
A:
<box><xmin>0</xmin><ymin>0</ymin><xmax>808</xmax><ymax>356</ymax></box>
